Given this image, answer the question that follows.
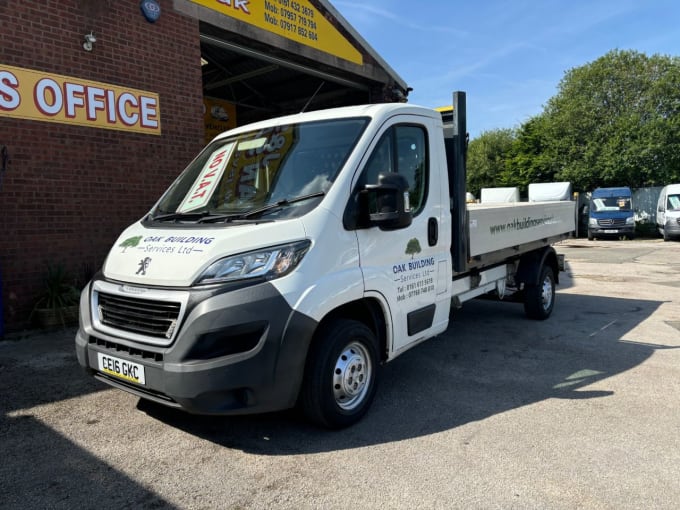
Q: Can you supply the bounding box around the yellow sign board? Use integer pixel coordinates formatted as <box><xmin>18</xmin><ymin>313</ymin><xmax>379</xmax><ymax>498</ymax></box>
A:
<box><xmin>0</xmin><ymin>64</ymin><xmax>161</xmax><ymax>135</ymax></box>
<box><xmin>191</xmin><ymin>0</ymin><xmax>363</xmax><ymax>65</ymax></box>
<box><xmin>204</xmin><ymin>96</ymin><xmax>237</xmax><ymax>143</ymax></box>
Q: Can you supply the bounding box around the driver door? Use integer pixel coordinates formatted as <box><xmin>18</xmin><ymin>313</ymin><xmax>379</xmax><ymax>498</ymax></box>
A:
<box><xmin>348</xmin><ymin>116</ymin><xmax>450</xmax><ymax>355</ymax></box>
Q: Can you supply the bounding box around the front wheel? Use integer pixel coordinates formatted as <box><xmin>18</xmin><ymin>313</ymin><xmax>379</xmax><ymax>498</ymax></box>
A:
<box><xmin>524</xmin><ymin>265</ymin><xmax>555</xmax><ymax>320</ymax></box>
<box><xmin>300</xmin><ymin>319</ymin><xmax>380</xmax><ymax>428</ymax></box>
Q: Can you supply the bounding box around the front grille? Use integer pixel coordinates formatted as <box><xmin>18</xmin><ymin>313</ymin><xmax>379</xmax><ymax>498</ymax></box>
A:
<box><xmin>597</xmin><ymin>218</ymin><xmax>626</xmax><ymax>227</ymax></box>
<box><xmin>89</xmin><ymin>335</ymin><xmax>163</xmax><ymax>362</ymax></box>
<box><xmin>97</xmin><ymin>292</ymin><xmax>181</xmax><ymax>339</ymax></box>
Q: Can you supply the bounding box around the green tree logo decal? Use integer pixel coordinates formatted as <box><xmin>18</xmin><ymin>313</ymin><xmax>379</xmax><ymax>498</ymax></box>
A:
<box><xmin>405</xmin><ymin>238</ymin><xmax>421</xmax><ymax>259</ymax></box>
<box><xmin>119</xmin><ymin>235</ymin><xmax>143</xmax><ymax>252</ymax></box>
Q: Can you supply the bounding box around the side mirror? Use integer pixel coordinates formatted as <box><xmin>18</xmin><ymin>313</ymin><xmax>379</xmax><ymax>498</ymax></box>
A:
<box><xmin>363</xmin><ymin>173</ymin><xmax>413</xmax><ymax>230</ymax></box>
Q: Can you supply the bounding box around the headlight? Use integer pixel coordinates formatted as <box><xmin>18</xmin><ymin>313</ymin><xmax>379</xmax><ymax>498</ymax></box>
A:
<box><xmin>588</xmin><ymin>218</ymin><xmax>598</xmax><ymax>227</ymax></box>
<box><xmin>626</xmin><ymin>216</ymin><xmax>635</xmax><ymax>225</ymax></box>
<box><xmin>195</xmin><ymin>240</ymin><xmax>311</xmax><ymax>285</ymax></box>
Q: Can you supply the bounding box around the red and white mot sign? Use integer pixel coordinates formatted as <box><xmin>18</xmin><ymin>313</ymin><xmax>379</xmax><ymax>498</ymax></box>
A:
<box><xmin>177</xmin><ymin>142</ymin><xmax>234</xmax><ymax>213</ymax></box>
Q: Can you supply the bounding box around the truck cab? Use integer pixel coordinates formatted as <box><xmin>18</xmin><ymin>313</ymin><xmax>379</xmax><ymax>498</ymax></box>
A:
<box><xmin>587</xmin><ymin>186</ymin><xmax>635</xmax><ymax>240</ymax></box>
<box><xmin>656</xmin><ymin>183</ymin><xmax>680</xmax><ymax>241</ymax></box>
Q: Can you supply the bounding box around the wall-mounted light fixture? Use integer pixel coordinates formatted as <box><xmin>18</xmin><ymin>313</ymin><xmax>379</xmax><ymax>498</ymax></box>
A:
<box><xmin>83</xmin><ymin>32</ymin><xmax>96</xmax><ymax>52</ymax></box>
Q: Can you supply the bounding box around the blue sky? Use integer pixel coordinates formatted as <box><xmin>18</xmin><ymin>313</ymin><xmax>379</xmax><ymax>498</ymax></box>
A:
<box><xmin>333</xmin><ymin>0</ymin><xmax>680</xmax><ymax>138</ymax></box>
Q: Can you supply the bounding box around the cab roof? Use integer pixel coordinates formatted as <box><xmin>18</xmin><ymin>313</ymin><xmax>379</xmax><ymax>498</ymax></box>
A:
<box><xmin>216</xmin><ymin>102</ymin><xmax>441</xmax><ymax>140</ymax></box>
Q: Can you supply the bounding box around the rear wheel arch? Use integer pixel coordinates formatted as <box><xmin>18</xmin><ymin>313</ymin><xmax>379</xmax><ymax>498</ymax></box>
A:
<box><xmin>515</xmin><ymin>247</ymin><xmax>559</xmax><ymax>287</ymax></box>
<box><xmin>515</xmin><ymin>247</ymin><xmax>558</xmax><ymax>321</ymax></box>
<box><xmin>523</xmin><ymin>264</ymin><xmax>556</xmax><ymax>320</ymax></box>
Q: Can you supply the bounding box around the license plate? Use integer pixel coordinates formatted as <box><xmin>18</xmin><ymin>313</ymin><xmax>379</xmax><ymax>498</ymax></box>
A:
<box><xmin>604</xmin><ymin>229</ymin><xmax>619</xmax><ymax>234</ymax></box>
<box><xmin>97</xmin><ymin>352</ymin><xmax>146</xmax><ymax>385</ymax></box>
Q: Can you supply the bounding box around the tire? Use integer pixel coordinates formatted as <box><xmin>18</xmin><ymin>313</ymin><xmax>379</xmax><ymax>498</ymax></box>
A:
<box><xmin>587</xmin><ymin>231</ymin><xmax>594</xmax><ymax>241</ymax></box>
<box><xmin>300</xmin><ymin>319</ymin><xmax>379</xmax><ymax>428</ymax></box>
<box><xmin>663</xmin><ymin>229</ymin><xmax>669</xmax><ymax>242</ymax></box>
<box><xmin>524</xmin><ymin>265</ymin><xmax>555</xmax><ymax>320</ymax></box>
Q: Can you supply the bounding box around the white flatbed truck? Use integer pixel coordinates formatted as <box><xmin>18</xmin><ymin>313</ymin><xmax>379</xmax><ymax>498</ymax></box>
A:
<box><xmin>76</xmin><ymin>92</ymin><xmax>575</xmax><ymax>427</ymax></box>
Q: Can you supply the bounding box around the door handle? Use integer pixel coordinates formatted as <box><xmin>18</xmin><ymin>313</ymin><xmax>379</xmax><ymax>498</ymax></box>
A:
<box><xmin>428</xmin><ymin>217</ymin><xmax>438</xmax><ymax>246</ymax></box>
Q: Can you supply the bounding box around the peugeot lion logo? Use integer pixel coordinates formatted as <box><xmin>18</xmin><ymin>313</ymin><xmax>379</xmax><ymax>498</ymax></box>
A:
<box><xmin>136</xmin><ymin>257</ymin><xmax>151</xmax><ymax>275</ymax></box>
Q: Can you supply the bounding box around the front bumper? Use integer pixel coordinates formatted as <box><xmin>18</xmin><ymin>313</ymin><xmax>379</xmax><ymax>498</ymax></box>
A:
<box><xmin>588</xmin><ymin>225</ymin><xmax>635</xmax><ymax>237</ymax></box>
<box><xmin>663</xmin><ymin>221</ymin><xmax>680</xmax><ymax>238</ymax></box>
<box><xmin>75</xmin><ymin>278</ymin><xmax>317</xmax><ymax>415</ymax></box>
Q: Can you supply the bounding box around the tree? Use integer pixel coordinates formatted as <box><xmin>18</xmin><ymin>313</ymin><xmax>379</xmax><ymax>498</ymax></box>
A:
<box><xmin>466</xmin><ymin>128</ymin><xmax>516</xmax><ymax>196</ymax></box>
<box><xmin>405</xmin><ymin>238</ymin><xmax>421</xmax><ymax>259</ymax></box>
<box><xmin>506</xmin><ymin>115</ymin><xmax>557</xmax><ymax>191</ymax></box>
<box><xmin>119</xmin><ymin>235</ymin><xmax>143</xmax><ymax>252</ymax></box>
<box><xmin>541</xmin><ymin>50</ymin><xmax>680</xmax><ymax>190</ymax></box>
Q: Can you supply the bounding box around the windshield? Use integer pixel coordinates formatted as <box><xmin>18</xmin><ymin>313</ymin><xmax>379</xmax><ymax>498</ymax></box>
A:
<box><xmin>668</xmin><ymin>194</ymin><xmax>680</xmax><ymax>211</ymax></box>
<box><xmin>152</xmin><ymin>118</ymin><xmax>368</xmax><ymax>221</ymax></box>
<box><xmin>591</xmin><ymin>195</ymin><xmax>631</xmax><ymax>212</ymax></box>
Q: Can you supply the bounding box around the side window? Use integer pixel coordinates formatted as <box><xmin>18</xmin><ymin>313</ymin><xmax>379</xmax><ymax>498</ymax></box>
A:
<box><xmin>358</xmin><ymin>125</ymin><xmax>428</xmax><ymax>214</ymax></box>
<box><xmin>357</xmin><ymin>132</ymin><xmax>393</xmax><ymax>190</ymax></box>
<box><xmin>344</xmin><ymin>124</ymin><xmax>428</xmax><ymax>230</ymax></box>
<box><xmin>395</xmin><ymin>126</ymin><xmax>428</xmax><ymax>213</ymax></box>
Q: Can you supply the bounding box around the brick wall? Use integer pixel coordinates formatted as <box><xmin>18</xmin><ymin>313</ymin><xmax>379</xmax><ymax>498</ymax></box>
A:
<box><xmin>0</xmin><ymin>0</ymin><xmax>204</xmax><ymax>332</ymax></box>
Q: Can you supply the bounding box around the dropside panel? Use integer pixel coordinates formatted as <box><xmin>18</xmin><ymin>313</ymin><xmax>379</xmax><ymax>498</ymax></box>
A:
<box><xmin>468</xmin><ymin>201</ymin><xmax>575</xmax><ymax>258</ymax></box>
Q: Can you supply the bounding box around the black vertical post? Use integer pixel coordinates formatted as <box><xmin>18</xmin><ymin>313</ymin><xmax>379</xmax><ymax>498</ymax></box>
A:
<box><xmin>449</xmin><ymin>91</ymin><xmax>468</xmax><ymax>273</ymax></box>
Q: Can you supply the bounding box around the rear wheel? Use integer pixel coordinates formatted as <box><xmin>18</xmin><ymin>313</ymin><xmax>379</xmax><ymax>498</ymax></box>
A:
<box><xmin>300</xmin><ymin>319</ymin><xmax>379</xmax><ymax>428</ymax></box>
<box><xmin>524</xmin><ymin>265</ymin><xmax>555</xmax><ymax>320</ymax></box>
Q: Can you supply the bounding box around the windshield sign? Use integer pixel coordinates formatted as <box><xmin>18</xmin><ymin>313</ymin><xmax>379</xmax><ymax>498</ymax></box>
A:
<box><xmin>177</xmin><ymin>142</ymin><xmax>234</xmax><ymax>213</ymax></box>
<box><xmin>591</xmin><ymin>196</ymin><xmax>631</xmax><ymax>212</ymax></box>
<box><xmin>153</xmin><ymin>118</ymin><xmax>367</xmax><ymax>222</ymax></box>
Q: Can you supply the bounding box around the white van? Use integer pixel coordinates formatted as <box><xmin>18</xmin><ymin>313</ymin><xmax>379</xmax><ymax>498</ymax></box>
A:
<box><xmin>74</xmin><ymin>98</ymin><xmax>576</xmax><ymax>428</ymax></box>
<box><xmin>656</xmin><ymin>184</ymin><xmax>680</xmax><ymax>241</ymax></box>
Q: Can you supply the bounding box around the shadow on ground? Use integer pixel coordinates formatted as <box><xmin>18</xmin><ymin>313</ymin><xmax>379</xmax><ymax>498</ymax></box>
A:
<box><xmin>0</xmin><ymin>329</ymin><xmax>177</xmax><ymax>509</ymax></box>
<box><xmin>0</xmin><ymin>290</ymin><xmax>673</xmax><ymax>509</ymax></box>
<box><xmin>136</xmin><ymin>292</ymin><xmax>671</xmax><ymax>455</ymax></box>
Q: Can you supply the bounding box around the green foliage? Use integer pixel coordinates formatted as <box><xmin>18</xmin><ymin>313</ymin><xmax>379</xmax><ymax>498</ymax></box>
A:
<box><xmin>33</xmin><ymin>263</ymin><xmax>80</xmax><ymax>312</ymax></box>
<box><xmin>466</xmin><ymin>128</ymin><xmax>516</xmax><ymax>196</ymax></box>
<box><xmin>506</xmin><ymin>115</ymin><xmax>557</xmax><ymax>191</ymax></box>
<box><xmin>542</xmin><ymin>49</ymin><xmax>680</xmax><ymax>190</ymax></box>
<box><xmin>470</xmin><ymin>50</ymin><xmax>680</xmax><ymax>192</ymax></box>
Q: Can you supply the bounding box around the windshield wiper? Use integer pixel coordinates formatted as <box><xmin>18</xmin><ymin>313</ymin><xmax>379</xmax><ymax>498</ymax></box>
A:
<box><xmin>149</xmin><ymin>191</ymin><xmax>325</xmax><ymax>223</ymax></box>
<box><xmin>196</xmin><ymin>213</ymin><xmax>244</xmax><ymax>223</ymax></box>
<box><xmin>149</xmin><ymin>210</ymin><xmax>217</xmax><ymax>222</ymax></box>
<box><xmin>239</xmin><ymin>191</ymin><xmax>326</xmax><ymax>219</ymax></box>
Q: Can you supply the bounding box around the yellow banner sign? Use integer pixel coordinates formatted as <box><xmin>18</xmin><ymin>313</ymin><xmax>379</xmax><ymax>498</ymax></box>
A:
<box><xmin>0</xmin><ymin>64</ymin><xmax>161</xmax><ymax>135</ymax></box>
<box><xmin>191</xmin><ymin>0</ymin><xmax>363</xmax><ymax>65</ymax></box>
<box><xmin>204</xmin><ymin>96</ymin><xmax>237</xmax><ymax>143</ymax></box>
